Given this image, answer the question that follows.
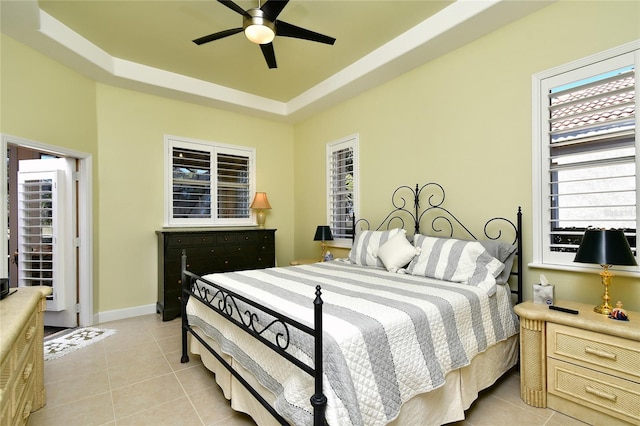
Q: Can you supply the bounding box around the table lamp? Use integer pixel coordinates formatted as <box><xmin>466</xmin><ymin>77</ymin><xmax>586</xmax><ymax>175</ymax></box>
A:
<box><xmin>314</xmin><ymin>226</ymin><xmax>333</xmax><ymax>261</ymax></box>
<box><xmin>574</xmin><ymin>228</ymin><xmax>637</xmax><ymax>315</ymax></box>
<box><xmin>250</xmin><ymin>192</ymin><xmax>271</xmax><ymax>228</ymax></box>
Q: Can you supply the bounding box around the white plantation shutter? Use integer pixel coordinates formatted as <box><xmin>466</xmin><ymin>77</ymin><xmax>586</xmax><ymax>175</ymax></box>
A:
<box><xmin>17</xmin><ymin>170</ymin><xmax>65</xmax><ymax>310</ymax></box>
<box><xmin>172</xmin><ymin>146</ymin><xmax>212</xmax><ymax>219</ymax></box>
<box><xmin>535</xmin><ymin>47</ymin><xmax>638</xmax><ymax>267</ymax></box>
<box><xmin>327</xmin><ymin>135</ymin><xmax>358</xmax><ymax>242</ymax></box>
<box><xmin>216</xmin><ymin>151</ymin><xmax>251</xmax><ymax>220</ymax></box>
<box><xmin>166</xmin><ymin>136</ymin><xmax>255</xmax><ymax>226</ymax></box>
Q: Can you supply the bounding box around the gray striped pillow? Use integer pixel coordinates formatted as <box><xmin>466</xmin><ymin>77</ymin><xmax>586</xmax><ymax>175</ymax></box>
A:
<box><xmin>406</xmin><ymin>235</ymin><xmax>505</xmax><ymax>295</ymax></box>
<box><xmin>349</xmin><ymin>228</ymin><xmax>404</xmax><ymax>268</ymax></box>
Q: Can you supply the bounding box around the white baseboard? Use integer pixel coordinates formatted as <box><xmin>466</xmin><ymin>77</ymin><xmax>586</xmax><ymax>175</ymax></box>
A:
<box><xmin>93</xmin><ymin>303</ymin><xmax>157</xmax><ymax>325</ymax></box>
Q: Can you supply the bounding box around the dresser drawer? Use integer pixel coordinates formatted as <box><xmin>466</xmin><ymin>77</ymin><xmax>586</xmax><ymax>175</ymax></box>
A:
<box><xmin>166</xmin><ymin>234</ymin><xmax>217</xmax><ymax>247</ymax></box>
<box><xmin>14</xmin><ymin>311</ymin><xmax>37</xmax><ymax>368</ymax></box>
<box><xmin>10</xmin><ymin>350</ymin><xmax>36</xmax><ymax>421</ymax></box>
<box><xmin>547</xmin><ymin>323</ymin><xmax>640</xmax><ymax>383</ymax></box>
<box><xmin>547</xmin><ymin>357</ymin><xmax>640</xmax><ymax>424</ymax></box>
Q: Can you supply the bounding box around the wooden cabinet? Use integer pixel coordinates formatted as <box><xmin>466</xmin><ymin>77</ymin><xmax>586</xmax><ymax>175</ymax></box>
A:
<box><xmin>0</xmin><ymin>286</ymin><xmax>51</xmax><ymax>426</ymax></box>
<box><xmin>157</xmin><ymin>229</ymin><xmax>276</xmax><ymax>321</ymax></box>
<box><xmin>515</xmin><ymin>300</ymin><xmax>640</xmax><ymax>425</ymax></box>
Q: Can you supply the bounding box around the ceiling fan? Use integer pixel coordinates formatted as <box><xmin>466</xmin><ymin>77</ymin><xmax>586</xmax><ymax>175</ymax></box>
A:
<box><xmin>193</xmin><ymin>0</ymin><xmax>336</xmax><ymax>69</ymax></box>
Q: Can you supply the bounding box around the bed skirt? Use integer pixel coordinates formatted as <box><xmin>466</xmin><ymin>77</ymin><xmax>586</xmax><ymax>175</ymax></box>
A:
<box><xmin>188</xmin><ymin>326</ymin><xmax>519</xmax><ymax>426</ymax></box>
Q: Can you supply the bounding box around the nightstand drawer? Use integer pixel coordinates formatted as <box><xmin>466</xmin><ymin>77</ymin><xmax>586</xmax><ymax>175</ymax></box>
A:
<box><xmin>547</xmin><ymin>323</ymin><xmax>640</xmax><ymax>383</ymax></box>
<box><xmin>547</xmin><ymin>358</ymin><xmax>640</xmax><ymax>424</ymax></box>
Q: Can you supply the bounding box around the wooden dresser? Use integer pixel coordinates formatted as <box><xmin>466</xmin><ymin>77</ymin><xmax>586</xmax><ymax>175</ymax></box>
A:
<box><xmin>515</xmin><ymin>300</ymin><xmax>640</xmax><ymax>425</ymax></box>
<box><xmin>0</xmin><ymin>286</ymin><xmax>51</xmax><ymax>426</ymax></box>
<box><xmin>157</xmin><ymin>228</ymin><xmax>276</xmax><ymax>321</ymax></box>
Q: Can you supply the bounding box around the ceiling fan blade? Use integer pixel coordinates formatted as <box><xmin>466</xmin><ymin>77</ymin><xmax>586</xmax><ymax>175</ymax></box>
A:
<box><xmin>260</xmin><ymin>0</ymin><xmax>289</xmax><ymax>21</ymax></box>
<box><xmin>275</xmin><ymin>21</ymin><xmax>335</xmax><ymax>45</ymax></box>
<box><xmin>193</xmin><ymin>28</ymin><xmax>243</xmax><ymax>45</ymax></box>
<box><xmin>260</xmin><ymin>43</ymin><xmax>277</xmax><ymax>69</ymax></box>
<box><xmin>217</xmin><ymin>0</ymin><xmax>250</xmax><ymax>18</ymax></box>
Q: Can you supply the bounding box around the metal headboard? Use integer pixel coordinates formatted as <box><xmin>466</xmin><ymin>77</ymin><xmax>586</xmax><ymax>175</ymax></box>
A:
<box><xmin>352</xmin><ymin>183</ymin><xmax>523</xmax><ymax>303</ymax></box>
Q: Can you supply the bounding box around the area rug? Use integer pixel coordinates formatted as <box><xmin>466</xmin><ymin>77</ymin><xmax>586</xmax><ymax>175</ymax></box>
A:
<box><xmin>44</xmin><ymin>327</ymin><xmax>118</xmax><ymax>361</ymax></box>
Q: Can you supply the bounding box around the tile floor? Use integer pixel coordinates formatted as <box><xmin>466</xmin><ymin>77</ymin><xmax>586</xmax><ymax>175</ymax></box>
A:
<box><xmin>31</xmin><ymin>314</ymin><xmax>588</xmax><ymax>426</ymax></box>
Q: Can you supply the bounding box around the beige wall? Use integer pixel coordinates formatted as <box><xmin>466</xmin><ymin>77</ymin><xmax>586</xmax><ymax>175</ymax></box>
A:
<box><xmin>1</xmin><ymin>34</ymin><xmax>295</xmax><ymax>316</ymax></box>
<box><xmin>95</xmin><ymin>84</ymin><xmax>294</xmax><ymax>312</ymax></box>
<box><xmin>292</xmin><ymin>0</ymin><xmax>640</xmax><ymax>311</ymax></box>
<box><xmin>0</xmin><ymin>33</ymin><xmax>102</xmax><ymax>309</ymax></box>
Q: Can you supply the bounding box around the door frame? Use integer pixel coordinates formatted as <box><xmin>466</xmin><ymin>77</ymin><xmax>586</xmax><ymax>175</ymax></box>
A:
<box><xmin>1</xmin><ymin>133</ymin><xmax>93</xmax><ymax>326</ymax></box>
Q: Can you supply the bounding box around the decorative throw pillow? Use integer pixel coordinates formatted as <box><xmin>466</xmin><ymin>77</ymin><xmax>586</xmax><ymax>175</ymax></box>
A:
<box><xmin>479</xmin><ymin>240</ymin><xmax>517</xmax><ymax>285</ymax></box>
<box><xmin>406</xmin><ymin>235</ymin><xmax>505</xmax><ymax>295</ymax></box>
<box><xmin>375</xmin><ymin>231</ymin><xmax>420</xmax><ymax>272</ymax></box>
<box><xmin>349</xmin><ymin>228</ymin><xmax>404</xmax><ymax>268</ymax></box>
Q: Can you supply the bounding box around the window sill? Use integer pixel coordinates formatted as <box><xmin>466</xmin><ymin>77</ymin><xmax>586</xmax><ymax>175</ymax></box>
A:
<box><xmin>528</xmin><ymin>262</ymin><xmax>640</xmax><ymax>278</ymax></box>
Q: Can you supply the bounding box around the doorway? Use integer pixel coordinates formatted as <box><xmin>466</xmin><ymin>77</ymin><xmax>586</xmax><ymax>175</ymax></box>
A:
<box><xmin>2</xmin><ymin>134</ymin><xmax>93</xmax><ymax>326</ymax></box>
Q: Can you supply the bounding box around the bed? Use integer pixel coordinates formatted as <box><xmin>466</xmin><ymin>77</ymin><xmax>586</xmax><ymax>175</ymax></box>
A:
<box><xmin>180</xmin><ymin>182</ymin><xmax>523</xmax><ymax>426</ymax></box>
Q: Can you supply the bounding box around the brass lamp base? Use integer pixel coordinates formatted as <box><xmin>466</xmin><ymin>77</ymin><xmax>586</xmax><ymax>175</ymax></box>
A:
<box><xmin>593</xmin><ymin>265</ymin><xmax>613</xmax><ymax>316</ymax></box>
<box><xmin>256</xmin><ymin>209</ymin><xmax>266</xmax><ymax>228</ymax></box>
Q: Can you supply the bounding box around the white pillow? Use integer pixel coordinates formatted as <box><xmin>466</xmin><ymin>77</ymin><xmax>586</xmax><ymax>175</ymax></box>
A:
<box><xmin>375</xmin><ymin>231</ymin><xmax>420</xmax><ymax>272</ymax></box>
<box><xmin>407</xmin><ymin>235</ymin><xmax>505</xmax><ymax>295</ymax></box>
<box><xmin>349</xmin><ymin>228</ymin><xmax>404</xmax><ymax>268</ymax></box>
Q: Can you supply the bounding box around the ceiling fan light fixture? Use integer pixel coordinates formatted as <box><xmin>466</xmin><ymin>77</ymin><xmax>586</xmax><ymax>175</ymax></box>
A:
<box><xmin>243</xmin><ymin>9</ymin><xmax>275</xmax><ymax>44</ymax></box>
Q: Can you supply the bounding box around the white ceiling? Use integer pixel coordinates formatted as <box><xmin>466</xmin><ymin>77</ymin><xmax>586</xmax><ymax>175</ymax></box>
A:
<box><xmin>1</xmin><ymin>0</ymin><xmax>552</xmax><ymax>122</ymax></box>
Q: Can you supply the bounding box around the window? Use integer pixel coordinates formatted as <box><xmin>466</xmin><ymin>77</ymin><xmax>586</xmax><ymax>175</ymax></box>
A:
<box><xmin>532</xmin><ymin>43</ymin><xmax>639</xmax><ymax>270</ymax></box>
<box><xmin>327</xmin><ymin>135</ymin><xmax>359</xmax><ymax>246</ymax></box>
<box><xmin>164</xmin><ymin>135</ymin><xmax>255</xmax><ymax>227</ymax></box>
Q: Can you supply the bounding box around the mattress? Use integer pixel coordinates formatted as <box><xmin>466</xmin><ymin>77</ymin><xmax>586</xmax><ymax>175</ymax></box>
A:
<box><xmin>185</xmin><ymin>260</ymin><xmax>519</xmax><ymax>426</ymax></box>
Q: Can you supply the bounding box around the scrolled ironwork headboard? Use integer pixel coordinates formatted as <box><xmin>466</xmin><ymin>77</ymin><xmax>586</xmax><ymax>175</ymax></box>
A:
<box><xmin>353</xmin><ymin>183</ymin><xmax>523</xmax><ymax>303</ymax></box>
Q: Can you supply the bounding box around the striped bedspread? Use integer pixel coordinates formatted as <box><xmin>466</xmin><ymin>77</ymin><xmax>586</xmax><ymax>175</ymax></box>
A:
<box><xmin>186</xmin><ymin>260</ymin><xmax>519</xmax><ymax>426</ymax></box>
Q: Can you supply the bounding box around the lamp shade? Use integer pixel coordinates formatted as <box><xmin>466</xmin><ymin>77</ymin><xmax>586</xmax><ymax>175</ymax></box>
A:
<box><xmin>250</xmin><ymin>192</ymin><xmax>271</xmax><ymax>210</ymax></box>
<box><xmin>314</xmin><ymin>226</ymin><xmax>333</xmax><ymax>241</ymax></box>
<box><xmin>574</xmin><ymin>229</ymin><xmax>637</xmax><ymax>266</ymax></box>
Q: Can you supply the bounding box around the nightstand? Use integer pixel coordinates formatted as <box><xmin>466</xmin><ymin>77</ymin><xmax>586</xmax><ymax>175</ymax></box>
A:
<box><xmin>514</xmin><ymin>300</ymin><xmax>640</xmax><ymax>425</ymax></box>
<box><xmin>290</xmin><ymin>258</ymin><xmax>321</xmax><ymax>266</ymax></box>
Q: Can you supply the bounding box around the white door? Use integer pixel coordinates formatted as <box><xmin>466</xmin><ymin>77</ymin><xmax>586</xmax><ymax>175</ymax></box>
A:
<box><xmin>18</xmin><ymin>158</ymin><xmax>77</xmax><ymax>327</ymax></box>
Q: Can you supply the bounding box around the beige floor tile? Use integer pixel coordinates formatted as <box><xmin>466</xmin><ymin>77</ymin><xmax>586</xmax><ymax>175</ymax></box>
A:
<box><xmin>189</xmin><ymin>385</ymin><xmax>238</xmax><ymax>425</ymax></box>
<box><xmin>30</xmin><ymin>392</ymin><xmax>115</xmax><ymax>426</ymax></box>
<box><xmin>463</xmin><ymin>394</ymin><xmax>551</xmax><ymax>426</ymax></box>
<box><xmin>44</xmin><ymin>344</ymin><xmax>108</xmax><ymax>384</ymax></box>
<box><xmin>165</xmin><ymin>348</ymin><xmax>203</xmax><ymax>372</ymax></box>
<box><xmin>115</xmin><ymin>396</ymin><xmax>202</xmax><ymax>426</ymax></box>
<box><xmin>111</xmin><ymin>373</ymin><xmax>184</xmax><ymax>420</ymax></box>
<box><xmin>175</xmin><ymin>363</ymin><xmax>217</xmax><ymax>396</ymax></box>
<box><xmin>105</xmin><ymin>339</ymin><xmax>164</xmax><ymax>364</ymax></box>
<box><xmin>108</xmin><ymin>352</ymin><xmax>172</xmax><ymax>389</ymax></box>
<box><xmin>101</xmin><ymin>324</ymin><xmax>155</xmax><ymax>349</ymax></box>
<box><xmin>210</xmin><ymin>413</ymin><xmax>259</xmax><ymax>426</ymax></box>
<box><xmin>489</xmin><ymin>371</ymin><xmax>555</xmax><ymax>419</ymax></box>
<box><xmin>157</xmin><ymin>333</ymin><xmax>183</xmax><ymax>354</ymax></box>
<box><xmin>148</xmin><ymin>320</ymin><xmax>182</xmax><ymax>340</ymax></box>
<box><xmin>45</xmin><ymin>368</ymin><xmax>111</xmax><ymax>409</ymax></box>
<box><xmin>547</xmin><ymin>410</ymin><xmax>591</xmax><ymax>425</ymax></box>
<box><xmin>40</xmin><ymin>313</ymin><xmax>588</xmax><ymax>426</ymax></box>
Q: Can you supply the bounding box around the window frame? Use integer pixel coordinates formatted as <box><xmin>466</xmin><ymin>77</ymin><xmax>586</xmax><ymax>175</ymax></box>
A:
<box><xmin>164</xmin><ymin>135</ymin><xmax>256</xmax><ymax>227</ymax></box>
<box><xmin>531</xmin><ymin>41</ymin><xmax>640</xmax><ymax>274</ymax></box>
<box><xmin>326</xmin><ymin>134</ymin><xmax>359</xmax><ymax>248</ymax></box>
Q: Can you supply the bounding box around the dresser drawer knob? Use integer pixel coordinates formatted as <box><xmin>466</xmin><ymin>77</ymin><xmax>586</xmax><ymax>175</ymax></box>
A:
<box><xmin>23</xmin><ymin>363</ymin><xmax>33</xmax><ymax>381</ymax></box>
<box><xmin>585</xmin><ymin>385</ymin><xmax>617</xmax><ymax>402</ymax></box>
<box><xmin>585</xmin><ymin>346</ymin><xmax>617</xmax><ymax>360</ymax></box>
<box><xmin>22</xmin><ymin>400</ymin><xmax>33</xmax><ymax>420</ymax></box>
<box><xmin>245</xmin><ymin>236</ymin><xmax>249</xmax><ymax>240</ymax></box>
<box><xmin>25</xmin><ymin>326</ymin><xmax>36</xmax><ymax>341</ymax></box>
